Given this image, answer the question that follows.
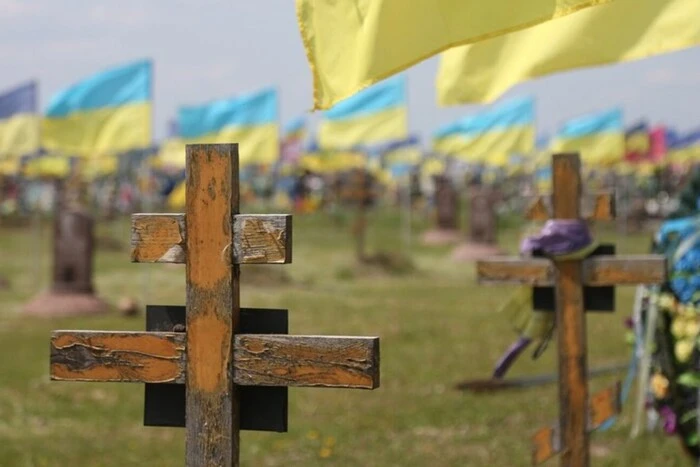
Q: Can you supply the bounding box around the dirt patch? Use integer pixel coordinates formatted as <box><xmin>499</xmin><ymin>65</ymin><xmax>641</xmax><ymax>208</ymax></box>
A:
<box><xmin>23</xmin><ymin>291</ymin><xmax>110</xmax><ymax>317</ymax></box>
<box><xmin>450</xmin><ymin>242</ymin><xmax>505</xmax><ymax>262</ymax></box>
<box><xmin>422</xmin><ymin>229</ymin><xmax>461</xmax><ymax>246</ymax></box>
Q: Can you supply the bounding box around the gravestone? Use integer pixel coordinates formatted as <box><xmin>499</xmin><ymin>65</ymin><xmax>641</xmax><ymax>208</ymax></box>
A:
<box><xmin>24</xmin><ymin>187</ymin><xmax>109</xmax><ymax>316</ymax></box>
<box><xmin>451</xmin><ymin>186</ymin><xmax>503</xmax><ymax>260</ymax></box>
<box><xmin>422</xmin><ymin>174</ymin><xmax>460</xmax><ymax>245</ymax></box>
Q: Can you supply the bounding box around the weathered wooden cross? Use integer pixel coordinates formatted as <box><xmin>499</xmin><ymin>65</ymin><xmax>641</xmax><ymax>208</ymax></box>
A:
<box><xmin>476</xmin><ymin>153</ymin><xmax>665</xmax><ymax>467</ymax></box>
<box><xmin>49</xmin><ymin>144</ymin><xmax>381</xmax><ymax>466</ymax></box>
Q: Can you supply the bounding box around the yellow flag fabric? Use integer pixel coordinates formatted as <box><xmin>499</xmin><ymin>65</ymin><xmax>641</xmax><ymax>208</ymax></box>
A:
<box><xmin>437</xmin><ymin>0</ymin><xmax>700</xmax><ymax>105</ymax></box>
<box><xmin>23</xmin><ymin>155</ymin><xmax>71</xmax><ymax>178</ymax></box>
<box><xmin>296</xmin><ymin>0</ymin><xmax>612</xmax><ymax>110</ymax></box>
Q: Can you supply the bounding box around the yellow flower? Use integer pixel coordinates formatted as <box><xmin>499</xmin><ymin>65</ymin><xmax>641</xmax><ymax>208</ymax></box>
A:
<box><xmin>306</xmin><ymin>430</ymin><xmax>320</xmax><ymax>440</ymax></box>
<box><xmin>323</xmin><ymin>436</ymin><xmax>336</xmax><ymax>447</ymax></box>
<box><xmin>319</xmin><ymin>447</ymin><xmax>333</xmax><ymax>458</ymax></box>
<box><xmin>675</xmin><ymin>339</ymin><xmax>695</xmax><ymax>362</ymax></box>
<box><xmin>659</xmin><ymin>294</ymin><xmax>676</xmax><ymax>310</ymax></box>
<box><xmin>672</xmin><ymin>319</ymin><xmax>686</xmax><ymax>338</ymax></box>
<box><xmin>651</xmin><ymin>373</ymin><xmax>670</xmax><ymax>399</ymax></box>
<box><xmin>686</xmin><ymin>320</ymin><xmax>700</xmax><ymax>338</ymax></box>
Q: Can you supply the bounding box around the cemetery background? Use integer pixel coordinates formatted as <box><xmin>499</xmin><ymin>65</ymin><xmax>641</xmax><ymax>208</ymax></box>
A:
<box><xmin>0</xmin><ymin>207</ymin><xmax>689</xmax><ymax>466</ymax></box>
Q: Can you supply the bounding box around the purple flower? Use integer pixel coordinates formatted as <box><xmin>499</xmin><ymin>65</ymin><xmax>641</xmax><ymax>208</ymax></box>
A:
<box><xmin>659</xmin><ymin>406</ymin><xmax>677</xmax><ymax>434</ymax></box>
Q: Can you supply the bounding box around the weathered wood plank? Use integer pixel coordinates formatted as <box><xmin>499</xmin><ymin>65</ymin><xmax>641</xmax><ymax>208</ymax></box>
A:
<box><xmin>130</xmin><ymin>213</ymin><xmax>292</xmax><ymax>264</ymax></box>
<box><xmin>476</xmin><ymin>258</ymin><xmax>553</xmax><ymax>285</ymax></box>
<box><xmin>552</xmin><ymin>153</ymin><xmax>589</xmax><ymax>467</ymax></box>
<box><xmin>50</xmin><ymin>331</ymin><xmax>186</xmax><ymax>383</ymax></box>
<box><xmin>233</xmin><ymin>214</ymin><xmax>292</xmax><ymax>264</ymax></box>
<box><xmin>477</xmin><ymin>256</ymin><xmax>666</xmax><ymax>286</ymax></box>
<box><xmin>583</xmin><ymin>255</ymin><xmax>666</xmax><ymax>285</ymax></box>
<box><xmin>131</xmin><ymin>213</ymin><xmax>186</xmax><ymax>263</ymax></box>
<box><xmin>185</xmin><ymin>144</ymin><xmax>240</xmax><ymax>467</ymax></box>
<box><xmin>532</xmin><ymin>383</ymin><xmax>621</xmax><ymax>465</ymax></box>
<box><xmin>233</xmin><ymin>335</ymin><xmax>380</xmax><ymax>389</ymax></box>
<box><xmin>525</xmin><ymin>192</ymin><xmax>614</xmax><ymax>221</ymax></box>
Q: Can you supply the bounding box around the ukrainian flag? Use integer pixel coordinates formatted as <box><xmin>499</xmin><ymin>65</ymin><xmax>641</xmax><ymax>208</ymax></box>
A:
<box><xmin>0</xmin><ymin>81</ymin><xmax>39</xmax><ymax>160</ymax></box>
<box><xmin>381</xmin><ymin>136</ymin><xmax>422</xmax><ymax>179</ymax></box>
<box><xmin>433</xmin><ymin>96</ymin><xmax>534</xmax><ymax>164</ymax></box>
<box><xmin>178</xmin><ymin>87</ymin><xmax>279</xmax><ymax>167</ymax></box>
<box><xmin>667</xmin><ymin>129</ymin><xmax>700</xmax><ymax>165</ymax></box>
<box><xmin>551</xmin><ymin>109</ymin><xmax>624</xmax><ymax>166</ymax></box>
<box><xmin>437</xmin><ymin>0</ymin><xmax>700</xmax><ymax>105</ymax></box>
<box><xmin>319</xmin><ymin>75</ymin><xmax>408</xmax><ymax>151</ymax></box>
<box><xmin>23</xmin><ymin>154</ymin><xmax>71</xmax><ymax>179</ymax></box>
<box><xmin>296</xmin><ymin>0</ymin><xmax>612</xmax><ymax>110</ymax></box>
<box><xmin>43</xmin><ymin>60</ymin><xmax>152</xmax><ymax>157</ymax></box>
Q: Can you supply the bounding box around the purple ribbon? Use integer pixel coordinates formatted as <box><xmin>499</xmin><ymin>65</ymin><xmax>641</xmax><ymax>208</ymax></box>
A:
<box><xmin>520</xmin><ymin>220</ymin><xmax>593</xmax><ymax>256</ymax></box>
<box><xmin>659</xmin><ymin>406</ymin><xmax>677</xmax><ymax>434</ymax></box>
<box><xmin>493</xmin><ymin>337</ymin><xmax>531</xmax><ymax>379</ymax></box>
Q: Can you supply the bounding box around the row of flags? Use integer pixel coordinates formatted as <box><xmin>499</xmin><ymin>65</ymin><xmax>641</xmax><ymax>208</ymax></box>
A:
<box><xmin>298</xmin><ymin>0</ymin><xmax>700</xmax><ymax>110</ymax></box>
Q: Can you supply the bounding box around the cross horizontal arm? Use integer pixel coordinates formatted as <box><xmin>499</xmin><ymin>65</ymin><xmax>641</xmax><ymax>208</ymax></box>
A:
<box><xmin>532</xmin><ymin>383</ymin><xmax>621</xmax><ymax>465</ymax></box>
<box><xmin>131</xmin><ymin>213</ymin><xmax>292</xmax><ymax>264</ymax></box>
<box><xmin>50</xmin><ymin>332</ymin><xmax>379</xmax><ymax>389</ymax></box>
<box><xmin>234</xmin><ymin>335</ymin><xmax>380</xmax><ymax>389</ymax></box>
<box><xmin>526</xmin><ymin>192</ymin><xmax>615</xmax><ymax>221</ymax></box>
<box><xmin>50</xmin><ymin>331</ymin><xmax>187</xmax><ymax>384</ymax></box>
<box><xmin>477</xmin><ymin>255</ymin><xmax>666</xmax><ymax>286</ymax></box>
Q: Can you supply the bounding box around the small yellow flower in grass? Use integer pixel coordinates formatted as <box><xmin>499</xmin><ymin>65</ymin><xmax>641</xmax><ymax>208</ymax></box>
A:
<box><xmin>651</xmin><ymin>373</ymin><xmax>670</xmax><ymax>399</ymax></box>
<box><xmin>306</xmin><ymin>430</ymin><xmax>320</xmax><ymax>440</ymax></box>
<box><xmin>323</xmin><ymin>436</ymin><xmax>336</xmax><ymax>447</ymax></box>
<box><xmin>675</xmin><ymin>339</ymin><xmax>695</xmax><ymax>363</ymax></box>
<box><xmin>319</xmin><ymin>447</ymin><xmax>333</xmax><ymax>458</ymax></box>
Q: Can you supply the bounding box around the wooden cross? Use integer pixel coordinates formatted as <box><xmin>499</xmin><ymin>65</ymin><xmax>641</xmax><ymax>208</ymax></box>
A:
<box><xmin>49</xmin><ymin>144</ymin><xmax>381</xmax><ymax>467</ymax></box>
<box><xmin>476</xmin><ymin>153</ymin><xmax>665</xmax><ymax>467</ymax></box>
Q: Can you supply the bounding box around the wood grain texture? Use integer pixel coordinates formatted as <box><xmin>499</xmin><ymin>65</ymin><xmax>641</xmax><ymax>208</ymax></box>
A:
<box><xmin>590</xmin><ymin>193</ymin><xmax>615</xmax><ymax>221</ymax></box>
<box><xmin>50</xmin><ymin>331</ymin><xmax>185</xmax><ymax>383</ymax></box>
<box><xmin>131</xmin><ymin>213</ymin><xmax>186</xmax><ymax>263</ymax></box>
<box><xmin>233</xmin><ymin>214</ymin><xmax>292</xmax><ymax>264</ymax></box>
<box><xmin>583</xmin><ymin>255</ymin><xmax>666</xmax><ymax>285</ymax></box>
<box><xmin>526</xmin><ymin>197</ymin><xmax>550</xmax><ymax>221</ymax></box>
<box><xmin>531</xmin><ymin>383</ymin><xmax>621</xmax><ymax>465</ymax></box>
<box><xmin>185</xmin><ymin>144</ymin><xmax>240</xmax><ymax>467</ymax></box>
<box><xmin>525</xmin><ymin>192</ymin><xmax>614</xmax><ymax>221</ymax></box>
<box><xmin>477</xmin><ymin>256</ymin><xmax>665</xmax><ymax>286</ymax></box>
<box><xmin>131</xmin><ymin>213</ymin><xmax>292</xmax><ymax>264</ymax></box>
<box><xmin>233</xmin><ymin>335</ymin><xmax>380</xmax><ymax>389</ymax></box>
<box><xmin>551</xmin><ymin>153</ymin><xmax>589</xmax><ymax>467</ymax></box>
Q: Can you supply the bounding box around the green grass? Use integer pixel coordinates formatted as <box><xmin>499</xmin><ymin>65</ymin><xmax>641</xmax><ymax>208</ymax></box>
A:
<box><xmin>0</xmin><ymin>209</ymin><xmax>691</xmax><ymax>466</ymax></box>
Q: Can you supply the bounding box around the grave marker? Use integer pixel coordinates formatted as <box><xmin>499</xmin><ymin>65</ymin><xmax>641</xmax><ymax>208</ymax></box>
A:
<box><xmin>49</xmin><ymin>144</ymin><xmax>380</xmax><ymax>467</ymax></box>
<box><xmin>468</xmin><ymin>186</ymin><xmax>499</xmax><ymax>245</ymax></box>
<box><xmin>24</xmin><ymin>182</ymin><xmax>109</xmax><ymax>316</ymax></box>
<box><xmin>476</xmin><ymin>153</ymin><xmax>665</xmax><ymax>467</ymax></box>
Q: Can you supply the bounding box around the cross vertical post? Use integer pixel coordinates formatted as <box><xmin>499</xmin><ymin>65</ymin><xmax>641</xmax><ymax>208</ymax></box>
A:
<box><xmin>551</xmin><ymin>154</ymin><xmax>588</xmax><ymax>467</ymax></box>
<box><xmin>184</xmin><ymin>144</ymin><xmax>240</xmax><ymax>465</ymax></box>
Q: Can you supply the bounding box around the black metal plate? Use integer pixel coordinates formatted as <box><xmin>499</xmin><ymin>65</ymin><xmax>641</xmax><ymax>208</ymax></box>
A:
<box><xmin>143</xmin><ymin>305</ymin><xmax>288</xmax><ymax>432</ymax></box>
<box><xmin>532</xmin><ymin>244</ymin><xmax>615</xmax><ymax>313</ymax></box>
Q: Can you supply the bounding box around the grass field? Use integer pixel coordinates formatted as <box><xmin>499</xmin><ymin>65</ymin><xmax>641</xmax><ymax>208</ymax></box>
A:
<box><xmin>0</xmin><ymin>208</ymin><xmax>692</xmax><ymax>466</ymax></box>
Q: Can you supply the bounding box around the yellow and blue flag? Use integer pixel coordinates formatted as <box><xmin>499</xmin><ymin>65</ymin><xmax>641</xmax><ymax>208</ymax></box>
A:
<box><xmin>381</xmin><ymin>136</ymin><xmax>422</xmax><ymax>179</ymax></box>
<box><xmin>43</xmin><ymin>60</ymin><xmax>152</xmax><ymax>156</ymax></box>
<box><xmin>318</xmin><ymin>75</ymin><xmax>408</xmax><ymax>150</ymax></box>
<box><xmin>433</xmin><ymin>96</ymin><xmax>534</xmax><ymax>164</ymax></box>
<box><xmin>23</xmin><ymin>154</ymin><xmax>71</xmax><ymax>179</ymax></box>
<box><xmin>296</xmin><ymin>0</ymin><xmax>612</xmax><ymax>110</ymax></box>
<box><xmin>437</xmin><ymin>0</ymin><xmax>700</xmax><ymax>105</ymax></box>
<box><xmin>667</xmin><ymin>128</ymin><xmax>700</xmax><ymax>165</ymax></box>
<box><xmin>0</xmin><ymin>81</ymin><xmax>39</xmax><ymax>159</ymax></box>
<box><xmin>177</xmin><ymin>87</ymin><xmax>279</xmax><ymax>167</ymax></box>
<box><xmin>551</xmin><ymin>109</ymin><xmax>624</xmax><ymax>166</ymax></box>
